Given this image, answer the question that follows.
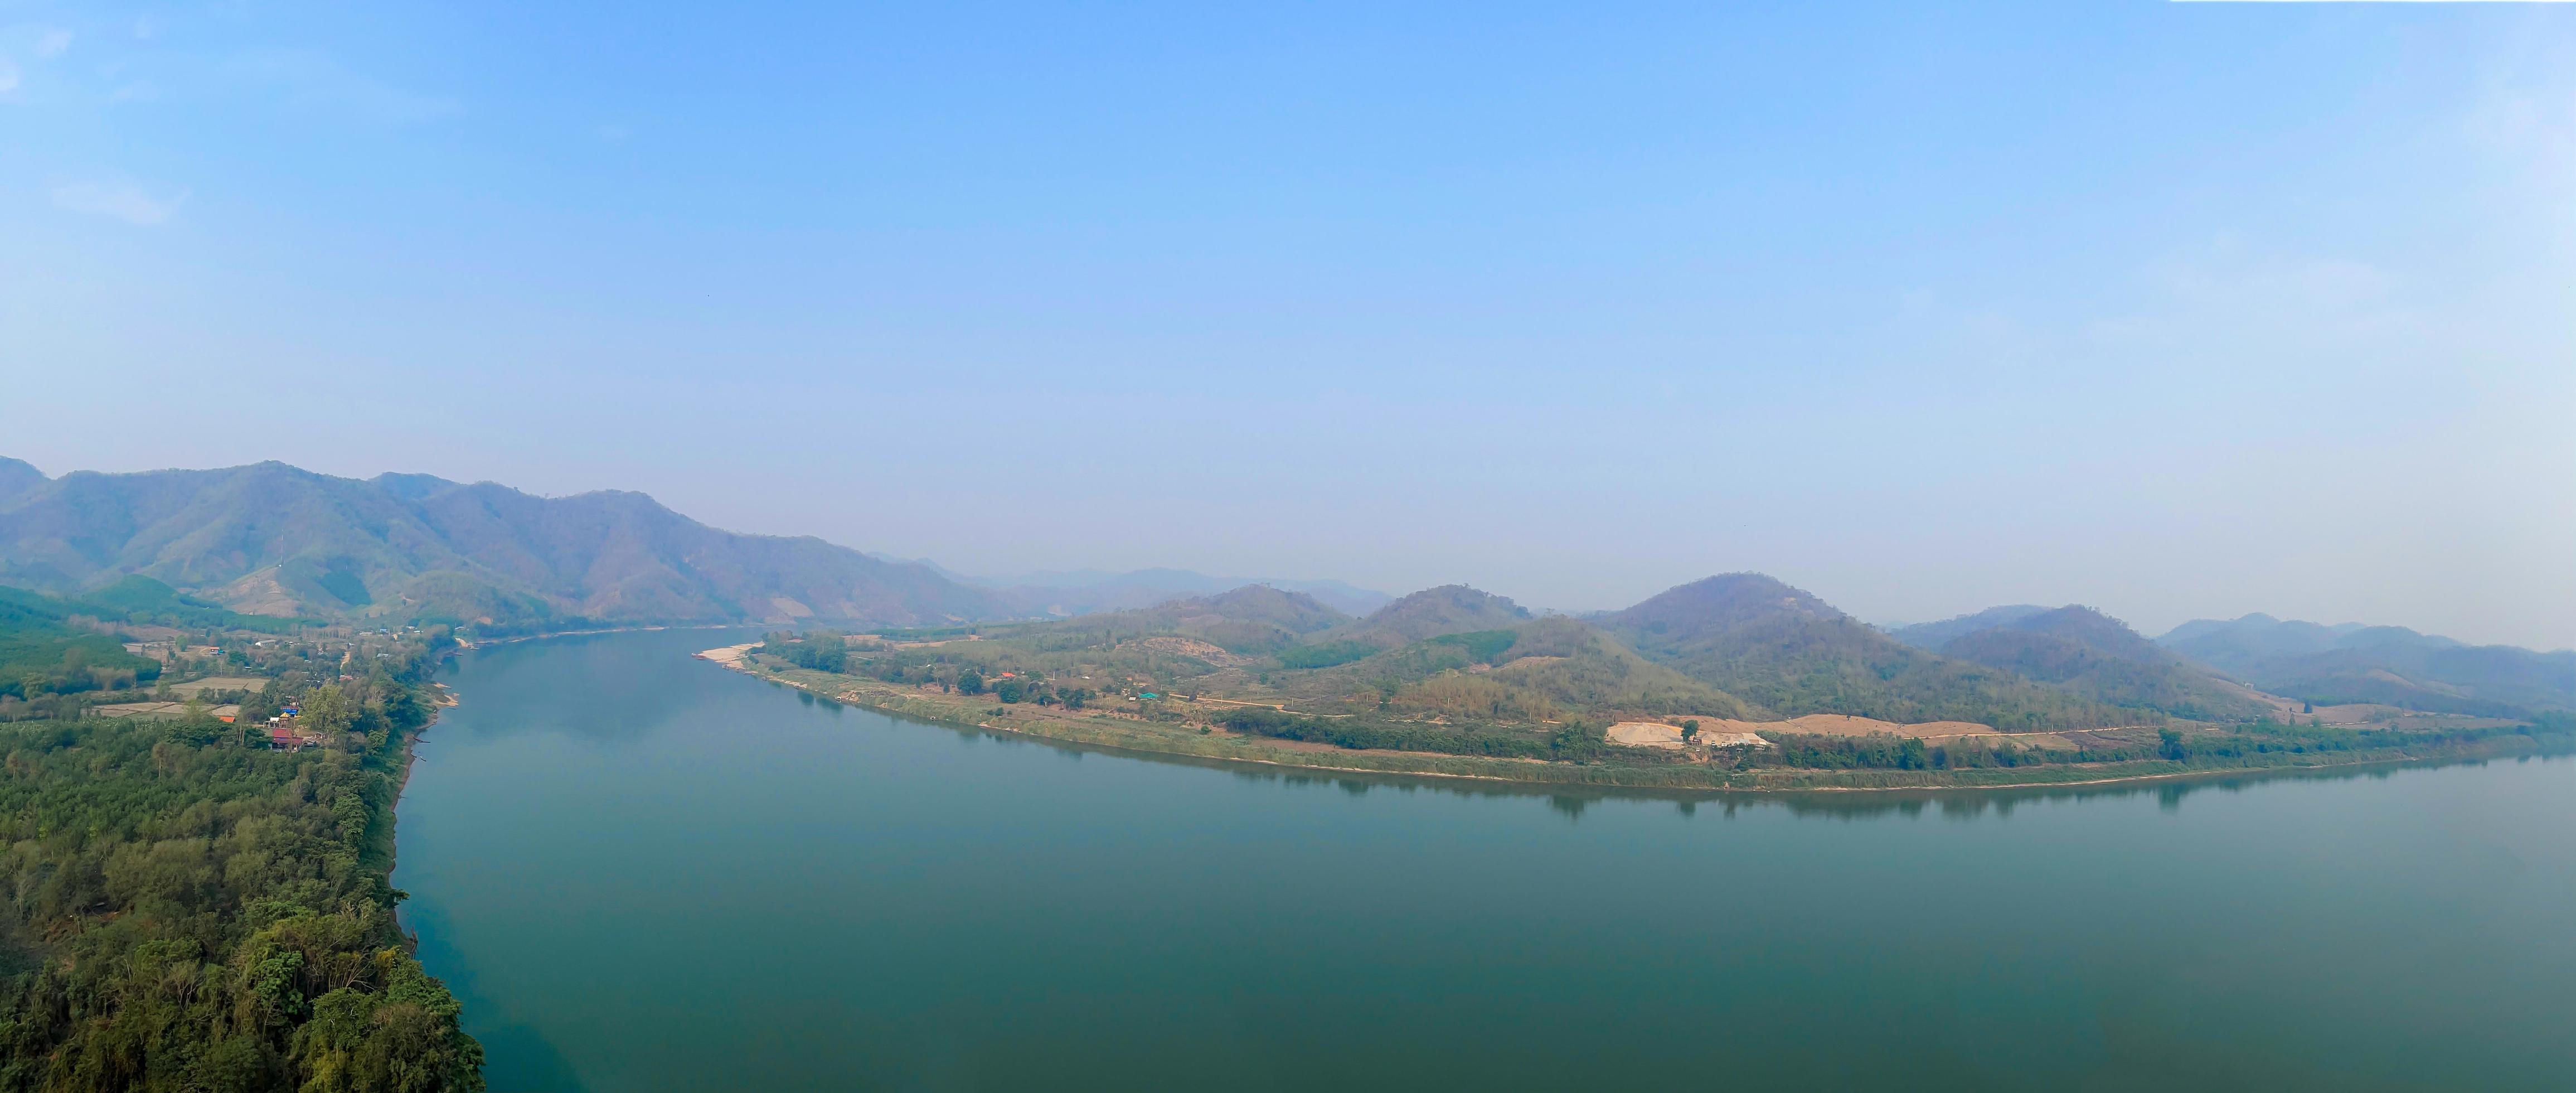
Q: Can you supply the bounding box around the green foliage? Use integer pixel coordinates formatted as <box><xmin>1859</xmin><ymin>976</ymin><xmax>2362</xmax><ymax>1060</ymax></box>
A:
<box><xmin>1214</xmin><ymin>708</ymin><xmax>1624</xmax><ymax>764</ymax></box>
<box><xmin>0</xmin><ymin>692</ymin><xmax>480</xmax><ymax>1091</ymax></box>
<box><xmin>1275</xmin><ymin>640</ymin><xmax>1378</xmax><ymax>670</ymax></box>
<box><xmin>1748</xmin><ymin>718</ymin><xmax>2564</xmax><ymax>773</ymax></box>
<box><xmin>1427</xmin><ymin>630</ymin><xmax>1519</xmax><ymax>662</ymax></box>
<box><xmin>761</xmin><ymin>631</ymin><xmax>847</xmax><ymax>673</ymax></box>
<box><xmin>77</xmin><ymin>577</ymin><xmax>315</xmax><ymax>634</ymax></box>
<box><xmin>0</xmin><ymin>587</ymin><xmax>163</xmax><ymax>702</ymax></box>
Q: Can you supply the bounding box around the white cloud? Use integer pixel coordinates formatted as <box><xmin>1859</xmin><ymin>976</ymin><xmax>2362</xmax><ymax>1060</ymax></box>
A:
<box><xmin>52</xmin><ymin>180</ymin><xmax>190</xmax><ymax>225</ymax></box>
<box><xmin>37</xmin><ymin>29</ymin><xmax>71</xmax><ymax>57</ymax></box>
<box><xmin>0</xmin><ymin>58</ymin><xmax>19</xmax><ymax>94</ymax></box>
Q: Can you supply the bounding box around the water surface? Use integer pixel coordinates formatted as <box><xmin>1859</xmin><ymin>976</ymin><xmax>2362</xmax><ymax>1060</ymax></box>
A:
<box><xmin>396</xmin><ymin>628</ymin><xmax>2576</xmax><ymax>1091</ymax></box>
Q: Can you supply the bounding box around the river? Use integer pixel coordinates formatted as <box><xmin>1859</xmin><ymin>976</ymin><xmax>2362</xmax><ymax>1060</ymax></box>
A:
<box><xmin>394</xmin><ymin>628</ymin><xmax>2576</xmax><ymax>1091</ymax></box>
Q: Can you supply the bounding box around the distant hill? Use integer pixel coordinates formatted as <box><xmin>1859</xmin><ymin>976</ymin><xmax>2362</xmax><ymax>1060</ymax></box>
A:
<box><xmin>940</xmin><ymin>566</ymin><xmax>1392</xmax><ymax>617</ymax></box>
<box><xmin>1886</xmin><ymin>605</ymin><xmax>2049</xmax><ymax>649</ymax></box>
<box><xmin>981</xmin><ymin>584</ymin><xmax>1352</xmax><ymax>660</ymax></box>
<box><xmin>0</xmin><ymin>458</ymin><xmax>45</xmax><ymax>508</ymax></box>
<box><xmin>1933</xmin><ymin>605</ymin><xmax>2273</xmax><ymax>721</ymax></box>
<box><xmin>1326</xmin><ymin>584</ymin><xmax>1533</xmax><ymax>647</ymax></box>
<box><xmin>1599</xmin><ymin>574</ymin><xmax>2132</xmax><ymax>731</ymax></box>
<box><xmin>0</xmin><ymin>458</ymin><xmax>1015</xmax><ymax>631</ymax></box>
<box><xmin>2158</xmin><ymin>614</ymin><xmax>2574</xmax><ymax>716</ymax></box>
<box><xmin>1269</xmin><ymin>615</ymin><xmax>1755</xmax><ymax>723</ymax></box>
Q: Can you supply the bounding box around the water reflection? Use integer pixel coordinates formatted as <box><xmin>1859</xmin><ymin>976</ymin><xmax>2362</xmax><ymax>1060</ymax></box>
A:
<box><xmin>928</xmin><ymin>707</ymin><xmax>2571</xmax><ymax>824</ymax></box>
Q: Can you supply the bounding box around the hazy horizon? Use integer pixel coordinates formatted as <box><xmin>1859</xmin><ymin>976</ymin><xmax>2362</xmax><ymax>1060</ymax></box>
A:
<box><xmin>5</xmin><ymin>451</ymin><xmax>2564</xmax><ymax>651</ymax></box>
<box><xmin>7</xmin><ymin>2</ymin><xmax>2572</xmax><ymax>649</ymax></box>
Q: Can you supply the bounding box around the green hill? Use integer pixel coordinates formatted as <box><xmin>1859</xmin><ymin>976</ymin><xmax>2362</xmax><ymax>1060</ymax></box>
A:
<box><xmin>0</xmin><ymin>458</ymin><xmax>1013</xmax><ymax>631</ymax></box>
<box><xmin>1600</xmin><ymin>574</ymin><xmax>2135</xmax><ymax>730</ymax></box>
<box><xmin>995</xmin><ymin>584</ymin><xmax>1352</xmax><ymax>658</ymax></box>
<box><xmin>1275</xmin><ymin>616</ymin><xmax>1754</xmax><ymax>724</ymax></box>
<box><xmin>2159</xmin><ymin>614</ymin><xmax>2573</xmax><ymax>716</ymax></box>
<box><xmin>0</xmin><ymin>586</ymin><xmax>163</xmax><ymax>702</ymax></box>
<box><xmin>1933</xmin><ymin>605</ymin><xmax>2273</xmax><ymax>721</ymax></box>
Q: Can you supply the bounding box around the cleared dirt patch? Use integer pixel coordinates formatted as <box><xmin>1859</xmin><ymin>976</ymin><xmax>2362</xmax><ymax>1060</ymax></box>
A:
<box><xmin>166</xmin><ymin>676</ymin><xmax>268</xmax><ymax>697</ymax></box>
<box><xmin>1606</xmin><ymin>721</ymin><xmax>1768</xmax><ymax>749</ymax></box>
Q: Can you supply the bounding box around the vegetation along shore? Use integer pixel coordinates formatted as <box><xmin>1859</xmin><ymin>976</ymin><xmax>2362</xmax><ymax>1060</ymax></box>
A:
<box><xmin>701</xmin><ymin>575</ymin><xmax>2573</xmax><ymax>792</ymax></box>
<box><xmin>0</xmin><ymin>581</ymin><xmax>483</xmax><ymax>1091</ymax></box>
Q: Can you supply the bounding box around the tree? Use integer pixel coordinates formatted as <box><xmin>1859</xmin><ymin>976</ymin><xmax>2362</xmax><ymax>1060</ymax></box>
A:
<box><xmin>957</xmin><ymin>669</ymin><xmax>986</xmax><ymax>695</ymax></box>
<box><xmin>1681</xmin><ymin>719</ymin><xmax>1700</xmax><ymax>743</ymax></box>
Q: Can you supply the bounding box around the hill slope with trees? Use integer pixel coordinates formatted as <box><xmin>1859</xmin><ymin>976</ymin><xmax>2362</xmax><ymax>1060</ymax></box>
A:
<box><xmin>2158</xmin><ymin>614</ymin><xmax>2574</xmax><ymax>717</ymax></box>
<box><xmin>1931</xmin><ymin>605</ymin><xmax>2275</xmax><ymax>722</ymax></box>
<box><xmin>0</xmin><ymin>458</ymin><xmax>1010</xmax><ymax>633</ymax></box>
<box><xmin>1599</xmin><ymin>574</ymin><xmax>2136</xmax><ymax>730</ymax></box>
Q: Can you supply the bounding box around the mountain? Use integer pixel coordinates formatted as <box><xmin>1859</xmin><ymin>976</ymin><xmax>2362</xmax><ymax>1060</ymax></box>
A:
<box><xmin>1599</xmin><ymin>574</ymin><xmax>2132</xmax><ymax>730</ymax></box>
<box><xmin>2158</xmin><ymin>614</ymin><xmax>2574</xmax><ymax>716</ymax></box>
<box><xmin>0</xmin><ymin>458</ymin><xmax>46</xmax><ymax>508</ymax></box>
<box><xmin>1933</xmin><ymin>605</ymin><xmax>2273</xmax><ymax>721</ymax></box>
<box><xmin>1886</xmin><ymin>605</ymin><xmax>2049</xmax><ymax>649</ymax></box>
<box><xmin>992</xmin><ymin>584</ymin><xmax>1353</xmax><ymax>657</ymax></box>
<box><xmin>1326</xmin><ymin>584</ymin><xmax>1533</xmax><ymax>648</ymax></box>
<box><xmin>0</xmin><ymin>459</ymin><xmax>1015</xmax><ymax>631</ymax></box>
<box><xmin>949</xmin><ymin>567</ymin><xmax>1393</xmax><ymax>617</ymax></box>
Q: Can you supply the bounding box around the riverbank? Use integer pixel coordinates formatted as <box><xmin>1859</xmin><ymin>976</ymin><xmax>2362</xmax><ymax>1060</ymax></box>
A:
<box><xmin>699</xmin><ymin>646</ymin><xmax>2568</xmax><ymax>792</ymax></box>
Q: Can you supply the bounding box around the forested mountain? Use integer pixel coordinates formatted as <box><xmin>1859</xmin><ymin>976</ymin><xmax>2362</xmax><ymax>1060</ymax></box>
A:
<box><xmin>1006</xmin><ymin>584</ymin><xmax>1352</xmax><ymax>656</ymax></box>
<box><xmin>1326</xmin><ymin>585</ymin><xmax>1534</xmax><ymax>647</ymax></box>
<box><xmin>940</xmin><ymin>565</ymin><xmax>1393</xmax><ymax>617</ymax></box>
<box><xmin>0</xmin><ymin>458</ymin><xmax>44</xmax><ymax>507</ymax></box>
<box><xmin>1599</xmin><ymin>574</ymin><xmax>2132</xmax><ymax>730</ymax></box>
<box><xmin>2158</xmin><ymin>614</ymin><xmax>2574</xmax><ymax>716</ymax></box>
<box><xmin>0</xmin><ymin>458</ymin><xmax>1012</xmax><ymax>631</ymax></box>
<box><xmin>1299</xmin><ymin>616</ymin><xmax>1757</xmax><ymax>723</ymax></box>
<box><xmin>1931</xmin><ymin>605</ymin><xmax>2274</xmax><ymax>721</ymax></box>
<box><xmin>1886</xmin><ymin>605</ymin><xmax>2049</xmax><ymax>649</ymax></box>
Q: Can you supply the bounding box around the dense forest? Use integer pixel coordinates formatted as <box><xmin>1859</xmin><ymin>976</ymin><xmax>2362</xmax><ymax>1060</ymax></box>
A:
<box><xmin>0</xmin><ymin>637</ymin><xmax>481</xmax><ymax>1090</ymax></box>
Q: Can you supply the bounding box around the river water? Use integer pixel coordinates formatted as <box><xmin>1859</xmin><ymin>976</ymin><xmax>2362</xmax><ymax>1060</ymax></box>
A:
<box><xmin>394</xmin><ymin>628</ymin><xmax>2576</xmax><ymax>1091</ymax></box>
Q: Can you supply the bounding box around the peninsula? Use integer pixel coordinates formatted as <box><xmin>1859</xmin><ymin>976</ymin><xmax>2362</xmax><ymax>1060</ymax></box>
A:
<box><xmin>704</xmin><ymin>578</ymin><xmax>2573</xmax><ymax>791</ymax></box>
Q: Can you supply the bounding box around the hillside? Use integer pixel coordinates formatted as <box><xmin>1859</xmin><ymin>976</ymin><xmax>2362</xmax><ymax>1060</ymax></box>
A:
<box><xmin>0</xmin><ymin>458</ymin><xmax>43</xmax><ymax>507</ymax></box>
<box><xmin>991</xmin><ymin>584</ymin><xmax>1352</xmax><ymax>658</ymax></box>
<box><xmin>2159</xmin><ymin>614</ymin><xmax>2574</xmax><ymax>716</ymax></box>
<box><xmin>1932</xmin><ymin>605</ymin><xmax>2273</xmax><ymax>721</ymax></box>
<box><xmin>0</xmin><ymin>458</ymin><xmax>1013</xmax><ymax>631</ymax></box>
<box><xmin>0</xmin><ymin>586</ymin><xmax>163</xmax><ymax>704</ymax></box>
<box><xmin>1886</xmin><ymin>605</ymin><xmax>2049</xmax><ymax>649</ymax></box>
<box><xmin>1328</xmin><ymin>584</ymin><xmax>1534</xmax><ymax>646</ymax></box>
<box><xmin>1599</xmin><ymin>574</ymin><xmax>2134</xmax><ymax>731</ymax></box>
<box><xmin>1271</xmin><ymin>616</ymin><xmax>1755</xmax><ymax>723</ymax></box>
<box><xmin>949</xmin><ymin>566</ymin><xmax>1393</xmax><ymax>617</ymax></box>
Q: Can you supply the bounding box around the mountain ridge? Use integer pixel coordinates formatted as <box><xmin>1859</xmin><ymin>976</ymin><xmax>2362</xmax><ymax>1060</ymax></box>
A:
<box><xmin>0</xmin><ymin>458</ymin><xmax>1013</xmax><ymax>631</ymax></box>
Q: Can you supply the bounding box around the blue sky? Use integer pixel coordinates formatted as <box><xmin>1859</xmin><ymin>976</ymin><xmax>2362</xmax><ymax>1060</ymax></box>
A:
<box><xmin>4</xmin><ymin>1</ymin><xmax>2572</xmax><ymax>647</ymax></box>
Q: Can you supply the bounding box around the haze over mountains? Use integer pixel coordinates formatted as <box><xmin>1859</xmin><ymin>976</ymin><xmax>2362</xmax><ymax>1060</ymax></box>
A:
<box><xmin>3</xmin><ymin>457</ymin><xmax>2567</xmax><ymax>723</ymax></box>
<box><xmin>0</xmin><ymin>458</ymin><xmax>1004</xmax><ymax>632</ymax></box>
<box><xmin>2153</xmin><ymin>615</ymin><xmax>2574</xmax><ymax>718</ymax></box>
<box><xmin>879</xmin><ymin>561</ymin><xmax>1393</xmax><ymax>618</ymax></box>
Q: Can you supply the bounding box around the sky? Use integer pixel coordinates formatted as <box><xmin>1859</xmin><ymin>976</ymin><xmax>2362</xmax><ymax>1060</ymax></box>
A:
<box><xmin>3</xmin><ymin>1</ymin><xmax>2572</xmax><ymax>649</ymax></box>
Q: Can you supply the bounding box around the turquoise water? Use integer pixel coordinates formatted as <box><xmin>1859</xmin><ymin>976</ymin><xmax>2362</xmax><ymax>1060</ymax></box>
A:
<box><xmin>395</xmin><ymin>628</ymin><xmax>2576</xmax><ymax>1091</ymax></box>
